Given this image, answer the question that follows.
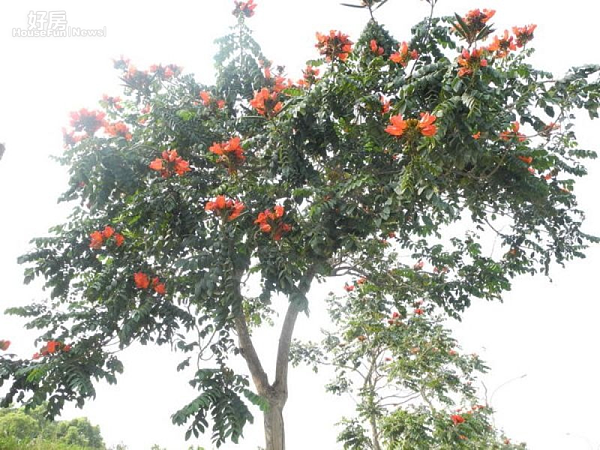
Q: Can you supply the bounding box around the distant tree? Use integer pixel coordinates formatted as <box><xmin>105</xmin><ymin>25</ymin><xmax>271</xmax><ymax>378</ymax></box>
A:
<box><xmin>1</xmin><ymin>0</ymin><xmax>599</xmax><ymax>449</ymax></box>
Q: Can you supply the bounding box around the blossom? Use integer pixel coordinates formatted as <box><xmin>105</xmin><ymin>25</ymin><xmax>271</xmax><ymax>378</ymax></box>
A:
<box><xmin>102</xmin><ymin>226</ymin><xmax>115</xmax><ymax>239</ymax></box>
<box><xmin>385</xmin><ymin>114</ymin><xmax>408</xmax><ymax>136</ymax></box>
<box><xmin>344</xmin><ymin>284</ymin><xmax>355</xmax><ymax>292</ymax></box>
<box><xmin>369</xmin><ymin>39</ymin><xmax>384</xmax><ymax>56</ymax></box>
<box><xmin>472</xmin><ymin>131</ymin><xmax>481</xmax><ymax>139</ymax></box>
<box><xmin>0</xmin><ymin>340</ymin><xmax>10</xmax><ymax>351</ymax></box>
<box><xmin>104</xmin><ymin>122</ymin><xmax>132</xmax><ymax>140</ymax></box>
<box><xmin>418</xmin><ymin>112</ymin><xmax>438</xmax><ymax>137</ymax></box>
<box><xmin>69</xmin><ymin>108</ymin><xmax>107</xmax><ymax>134</ymax></box>
<box><xmin>457</xmin><ymin>48</ymin><xmax>488</xmax><ymax>77</ymax></box>
<box><xmin>199</xmin><ymin>91</ymin><xmax>226</xmax><ymax>109</ymax></box>
<box><xmin>380</xmin><ymin>96</ymin><xmax>390</xmax><ymax>114</ymax></box>
<box><xmin>149</xmin><ymin>150</ymin><xmax>191</xmax><ymax>178</ymax></box>
<box><xmin>389</xmin><ymin>42</ymin><xmax>418</xmax><ymax>67</ymax></box>
<box><xmin>413</xmin><ymin>260</ymin><xmax>424</xmax><ymax>270</ymax></box>
<box><xmin>151</xmin><ymin>277</ymin><xmax>166</xmax><ymax>295</ymax></box>
<box><xmin>499</xmin><ymin>122</ymin><xmax>526</xmax><ymax>142</ymax></box>
<box><xmin>488</xmin><ymin>30</ymin><xmax>516</xmax><ymax>58</ymax></box>
<box><xmin>298</xmin><ymin>65</ymin><xmax>320</xmax><ymax>88</ymax></box>
<box><xmin>451</xmin><ymin>414</ymin><xmax>466</xmax><ymax>425</ymax></box>
<box><xmin>414</xmin><ymin>308</ymin><xmax>424</xmax><ymax>315</ymax></box>
<box><xmin>114</xmin><ymin>233</ymin><xmax>125</xmax><ymax>247</ymax></box>
<box><xmin>134</xmin><ymin>272</ymin><xmax>150</xmax><ymax>289</ymax></box>
<box><xmin>102</xmin><ymin>94</ymin><xmax>123</xmax><ymax>111</ymax></box>
<box><xmin>209</xmin><ymin>137</ymin><xmax>246</xmax><ymax>174</ymax></box>
<box><xmin>199</xmin><ymin>91</ymin><xmax>212</xmax><ymax>106</ymax></box>
<box><xmin>250</xmin><ymin>88</ymin><xmax>283</xmax><ymax>117</ymax></box>
<box><xmin>518</xmin><ymin>155</ymin><xmax>533</xmax><ymax>164</ymax></box>
<box><xmin>205</xmin><ymin>195</ymin><xmax>245</xmax><ymax>221</ymax></box>
<box><xmin>47</xmin><ymin>340</ymin><xmax>60</xmax><ymax>354</ymax></box>
<box><xmin>513</xmin><ymin>24</ymin><xmax>537</xmax><ymax>47</ymax></box>
<box><xmin>254</xmin><ymin>205</ymin><xmax>292</xmax><ymax>240</ymax></box>
<box><xmin>315</xmin><ymin>30</ymin><xmax>353</xmax><ymax>62</ymax></box>
<box><xmin>89</xmin><ymin>231</ymin><xmax>104</xmax><ymax>249</ymax></box>
<box><xmin>233</xmin><ymin>0</ymin><xmax>256</xmax><ymax>18</ymax></box>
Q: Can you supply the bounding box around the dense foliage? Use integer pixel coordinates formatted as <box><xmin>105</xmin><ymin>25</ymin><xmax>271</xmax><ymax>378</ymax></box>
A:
<box><xmin>1</xmin><ymin>0</ymin><xmax>599</xmax><ymax>448</ymax></box>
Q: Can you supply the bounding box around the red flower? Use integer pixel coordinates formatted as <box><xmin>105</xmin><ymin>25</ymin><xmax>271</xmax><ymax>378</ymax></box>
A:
<box><xmin>233</xmin><ymin>0</ymin><xmax>256</xmax><ymax>18</ymax></box>
<box><xmin>413</xmin><ymin>260</ymin><xmax>424</xmax><ymax>270</ymax></box>
<box><xmin>149</xmin><ymin>150</ymin><xmax>191</xmax><ymax>178</ymax></box>
<box><xmin>199</xmin><ymin>91</ymin><xmax>212</xmax><ymax>106</ymax></box>
<box><xmin>518</xmin><ymin>155</ymin><xmax>533</xmax><ymax>164</ymax></box>
<box><xmin>102</xmin><ymin>226</ymin><xmax>115</xmax><ymax>239</ymax></box>
<box><xmin>32</xmin><ymin>352</ymin><xmax>41</xmax><ymax>360</ymax></box>
<box><xmin>499</xmin><ymin>122</ymin><xmax>526</xmax><ymax>142</ymax></box>
<box><xmin>134</xmin><ymin>272</ymin><xmax>150</xmax><ymax>289</ymax></box>
<box><xmin>369</xmin><ymin>39</ymin><xmax>384</xmax><ymax>56</ymax></box>
<box><xmin>69</xmin><ymin>108</ymin><xmax>107</xmax><ymax>134</ymax></box>
<box><xmin>0</xmin><ymin>340</ymin><xmax>10</xmax><ymax>351</ymax></box>
<box><xmin>380</xmin><ymin>96</ymin><xmax>390</xmax><ymax>114</ymax></box>
<box><xmin>104</xmin><ymin>122</ymin><xmax>132</xmax><ymax>140</ymax></box>
<box><xmin>315</xmin><ymin>30</ymin><xmax>353</xmax><ymax>62</ymax></box>
<box><xmin>414</xmin><ymin>308</ymin><xmax>424</xmax><ymax>315</ymax></box>
<box><xmin>451</xmin><ymin>414</ymin><xmax>466</xmax><ymax>425</ymax></box>
<box><xmin>418</xmin><ymin>112</ymin><xmax>437</xmax><ymax>137</ymax></box>
<box><xmin>344</xmin><ymin>284</ymin><xmax>355</xmax><ymax>292</ymax></box>
<box><xmin>513</xmin><ymin>24</ymin><xmax>537</xmax><ymax>47</ymax></box>
<box><xmin>457</xmin><ymin>48</ymin><xmax>488</xmax><ymax>77</ymax></box>
<box><xmin>205</xmin><ymin>195</ymin><xmax>245</xmax><ymax>222</ymax></box>
<box><xmin>209</xmin><ymin>137</ymin><xmax>245</xmax><ymax>174</ymax></box>
<box><xmin>46</xmin><ymin>340</ymin><xmax>60</xmax><ymax>354</ymax></box>
<box><xmin>298</xmin><ymin>65</ymin><xmax>320</xmax><ymax>88</ymax></box>
<box><xmin>472</xmin><ymin>131</ymin><xmax>481</xmax><ymax>139</ymax></box>
<box><xmin>254</xmin><ymin>205</ymin><xmax>292</xmax><ymax>240</ymax></box>
<box><xmin>89</xmin><ymin>231</ymin><xmax>104</xmax><ymax>249</ymax></box>
<box><xmin>250</xmin><ymin>88</ymin><xmax>283</xmax><ymax>117</ymax></box>
<box><xmin>63</xmin><ymin>344</ymin><xmax>72</xmax><ymax>352</ymax></box>
<box><xmin>385</xmin><ymin>114</ymin><xmax>408</xmax><ymax>136</ymax></box>
<box><xmin>151</xmin><ymin>277</ymin><xmax>166</xmax><ymax>295</ymax></box>
<box><xmin>357</xmin><ymin>277</ymin><xmax>367</xmax><ymax>285</ymax></box>
<box><xmin>488</xmin><ymin>30</ymin><xmax>516</xmax><ymax>58</ymax></box>
<box><xmin>114</xmin><ymin>233</ymin><xmax>125</xmax><ymax>247</ymax></box>
<box><xmin>389</xmin><ymin>42</ymin><xmax>418</xmax><ymax>67</ymax></box>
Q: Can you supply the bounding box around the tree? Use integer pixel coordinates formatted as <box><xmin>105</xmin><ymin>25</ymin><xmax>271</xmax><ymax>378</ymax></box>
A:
<box><xmin>0</xmin><ymin>405</ymin><xmax>105</xmax><ymax>449</ymax></box>
<box><xmin>1</xmin><ymin>1</ymin><xmax>599</xmax><ymax>449</ymax></box>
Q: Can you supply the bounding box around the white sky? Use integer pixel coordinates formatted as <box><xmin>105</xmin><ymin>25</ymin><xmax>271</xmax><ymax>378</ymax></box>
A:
<box><xmin>1</xmin><ymin>1</ymin><xmax>599</xmax><ymax>449</ymax></box>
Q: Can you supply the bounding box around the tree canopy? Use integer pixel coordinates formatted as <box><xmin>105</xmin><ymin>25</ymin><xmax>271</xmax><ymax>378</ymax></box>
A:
<box><xmin>1</xmin><ymin>0</ymin><xmax>599</xmax><ymax>449</ymax></box>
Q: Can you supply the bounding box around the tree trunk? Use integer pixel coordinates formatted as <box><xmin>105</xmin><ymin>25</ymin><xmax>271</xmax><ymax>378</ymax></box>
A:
<box><xmin>264</xmin><ymin>398</ymin><xmax>286</xmax><ymax>450</ymax></box>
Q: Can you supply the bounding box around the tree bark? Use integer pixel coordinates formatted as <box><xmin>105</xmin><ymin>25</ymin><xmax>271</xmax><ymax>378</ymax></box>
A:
<box><xmin>264</xmin><ymin>396</ymin><xmax>286</xmax><ymax>450</ymax></box>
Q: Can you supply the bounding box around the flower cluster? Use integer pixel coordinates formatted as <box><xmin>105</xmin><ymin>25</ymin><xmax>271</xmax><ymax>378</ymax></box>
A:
<box><xmin>454</xmin><ymin>8</ymin><xmax>496</xmax><ymax>45</ymax></box>
<box><xmin>0</xmin><ymin>340</ymin><xmax>10</xmax><ymax>351</ymax></box>
<box><xmin>233</xmin><ymin>0</ymin><xmax>256</xmax><ymax>18</ymax></box>
<box><xmin>33</xmin><ymin>340</ymin><xmax>71</xmax><ymax>359</ymax></box>
<box><xmin>369</xmin><ymin>39</ymin><xmax>384</xmax><ymax>56</ymax></box>
<box><xmin>104</xmin><ymin>122</ymin><xmax>132</xmax><ymax>140</ymax></box>
<box><xmin>134</xmin><ymin>272</ymin><xmax>166</xmax><ymax>294</ymax></box>
<box><xmin>199</xmin><ymin>91</ymin><xmax>226</xmax><ymax>110</ymax></box>
<box><xmin>457</xmin><ymin>48</ymin><xmax>488</xmax><ymax>77</ymax></box>
<box><xmin>102</xmin><ymin>94</ymin><xmax>123</xmax><ymax>111</ymax></box>
<box><xmin>148</xmin><ymin>63</ymin><xmax>181</xmax><ymax>79</ymax></box>
<box><xmin>263</xmin><ymin>66</ymin><xmax>291</xmax><ymax>93</ymax></box>
<box><xmin>389</xmin><ymin>42</ymin><xmax>418</xmax><ymax>67</ymax></box>
<box><xmin>315</xmin><ymin>30</ymin><xmax>353</xmax><ymax>62</ymax></box>
<box><xmin>209</xmin><ymin>137</ymin><xmax>245</xmax><ymax>174</ymax></box>
<box><xmin>69</xmin><ymin>108</ymin><xmax>107</xmax><ymax>134</ymax></box>
<box><xmin>297</xmin><ymin>65</ymin><xmax>320</xmax><ymax>88</ymax></box>
<box><xmin>463</xmin><ymin>8</ymin><xmax>495</xmax><ymax>28</ymax></box>
<box><xmin>149</xmin><ymin>150</ymin><xmax>191</xmax><ymax>178</ymax></box>
<box><xmin>254</xmin><ymin>205</ymin><xmax>292</xmax><ymax>241</ymax></box>
<box><xmin>513</xmin><ymin>24</ymin><xmax>537</xmax><ymax>47</ymax></box>
<box><xmin>385</xmin><ymin>112</ymin><xmax>438</xmax><ymax>138</ymax></box>
<box><xmin>89</xmin><ymin>225</ymin><xmax>125</xmax><ymax>249</ymax></box>
<box><xmin>499</xmin><ymin>121</ymin><xmax>526</xmax><ymax>142</ymax></box>
<box><xmin>451</xmin><ymin>414</ymin><xmax>466</xmax><ymax>425</ymax></box>
<box><xmin>205</xmin><ymin>195</ymin><xmax>245</xmax><ymax>222</ymax></box>
<box><xmin>387</xmin><ymin>311</ymin><xmax>402</xmax><ymax>325</ymax></box>
<box><xmin>487</xmin><ymin>30</ymin><xmax>516</xmax><ymax>58</ymax></box>
<box><xmin>250</xmin><ymin>88</ymin><xmax>283</xmax><ymax>117</ymax></box>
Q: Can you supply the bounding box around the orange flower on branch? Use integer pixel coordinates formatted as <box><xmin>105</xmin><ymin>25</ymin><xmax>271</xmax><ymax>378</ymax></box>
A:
<box><xmin>250</xmin><ymin>88</ymin><xmax>283</xmax><ymax>117</ymax></box>
<box><xmin>89</xmin><ymin>231</ymin><xmax>104</xmax><ymax>249</ymax></box>
<box><xmin>457</xmin><ymin>48</ymin><xmax>488</xmax><ymax>77</ymax></box>
<box><xmin>102</xmin><ymin>226</ymin><xmax>114</xmax><ymax>239</ymax></box>
<box><xmin>205</xmin><ymin>195</ymin><xmax>245</xmax><ymax>222</ymax></box>
<box><xmin>89</xmin><ymin>226</ymin><xmax>124</xmax><ymax>249</ymax></box>
<box><xmin>385</xmin><ymin>114</ymin><xmax>408</xmax><ymax>136</ymax></box>
<box><xmin>209</xmin><ymin>137</ymin><xmax>245</xmax><ymax>174</ymax></box>
<box><xmin>513</xmin><ymin>24</ymin><xmax>537</xmax><ymax>47</ymax></box>
<box><xmin>499</xmin><ymin>122</ymin><xmax>526</xmax><ymax>142</ymax></box>
<box><xmin>389</xmin><ymin>42</ymin><xmax>418</xmax><ymax>67</ymax></box>
<box><xmin>298</xmin><ymin>65</ymin><xmax>320</xmax><ymax>88</ymax></box>
<box><xmin>233</xmin><ymin>0</ymin><xmax>256</xmax><ymax>18</ymax></box>
<box><xmin>104</xmin><ymin>122</ymin><xmax>132</xmax><ymax>140</ymax></box>
<box><xmin>517</xmin><ymin>155</ymin><xmax>533</xmax><ymax>164</ymax></box>
<box><xmin>151</xmin><ymin>277</ymin><xmax>166</xmax><ymax>295</ymax></box>
<box><xmin>315</xmin><ymin>30</ymin><xmax>353</xmax><ymax>62</ymax></box>
<box><xmin>199</xmin><ymin>91</ymin><xmax>226</xmax><ymax>109</ymax></box>
<box><xmin>69</xmin><ymin>108</ymin><xmax>107</xmax><ymax>134</ymax></box>
<box><xmin>149</xmin><ymin>150</ymin><xmax>191</xmax><ymax>178</ymax></box>
<box><xmin>488</xmin><ymin>30</ymin><xmax>516</xmax><ymax>58</ymax></box>
<box><xmin>386</xmin><ymin>112</ymin><xmax>437</xmax><ymax>138</ymax></box>
<box><xmin>134</xmin><ymin>272</ymin><xmax>150</xmax><ymax>289</ymax></box>
<box><xmin>418</xmin><ymin>112</ymin><xmax>438</xmax><ymax>137</ymax></box>
<box><xmin>451</xmin><ymin>414</ymin><xmax>466</xmax><ymax>425</ymax></box>
<box><xmin>254</xmin><ymin>205</ymin><xmax>292</xmax><ymax>241</ymax></box>
<box><xmin>369</xmin><ymin>39</ymin><xmax>384</xmax><ymax>56</ymax></box>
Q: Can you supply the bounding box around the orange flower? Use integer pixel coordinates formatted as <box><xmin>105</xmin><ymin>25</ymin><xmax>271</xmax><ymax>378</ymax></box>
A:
<box><xmin>369</xmin><ymin>39</ymin><xmax>384</xmax><ymax>56</ymax></box>
<box><xmin>344</xmin><ymin>284</ymin><xmax>355</xmax><ymax>292</ymax></box>
<box><xmin>46</xmin><ymin>340</ymin><xmax>60</xmax><ymax>354</ymax></box>
<box><xmin>451</xmin><ymin>414</ymin><xmax>466</xmax><ymax>425</ymax></box>
<box><xmin>315</xmin><ymin>30</ymin><xmax>353</xmax><ymax>62</ymax></box>
<box><xmin>205</xmin><ymin>195</ymin><xmax>245</xmax><ymax>221</ymax></box>
<box><xmin>69</xmin><ymin>108</ymin><xmax>107</xmax><ymax>134</ymax></box>
<box><xmin>298</xmin><ymin>65</ymin><xmax>320</xmax><ymax>88</ymax></box>
<box><xmin>488</xmin><ymin>30</ymin><xmax>516</xmax><ymax>58</ymax></box>
<box><xmin>209</xmin><ymin>137</ymin><xmax>246</xmax><ymax>174</ymax></box>
<box><xmin>0</xmin><ymin>340</ymin><xmax>10</xmax><ymax>351</ymax></box>
<box><xmin>199</xmin><ymin>91</ymin><xmax>211</xmax><ymax>106</ymax></box>
<box><xmin>457</xmin><ymin>48</ymin><xmax>488</xmax><ymax>77</ymax></box>
<box><xmin>418</xmin><ymin>112</ymin><xmax>437</xmax><ymax>137</ymax></box>
<box><xmin>513</xmin><ymin>24</ymin><xmax>537</xmax><ymax>47</ymax></box>
<box><xmin>414</xmin><ymin>308</ymin><xmax>424</xmax><ymax>315</ymax></box>
<box><xmin>63</xmin><ymin>344</ymin><xmax>72</xmax><ymax>352</ymax></box>
<box><xmin>114</xmin><ymin>233</ymin><xmax>125</xmax><ymax>247</ymax></box>
<box><xmin>385</xmin><ymin>114</ymin><xmax>408</xmax><ymax>136</ymax></box>
<box><xmin>134</xmin><ymin>272</ymin><xmax>150</xmax><ymax>289</ymax></box>
<box><xmin>472</xmin><ymin>131</ymin><xmax>481</xmax><ymax>139</ymax></box>
<box><xmin>149</xmin><ymin>150</ymin><xmax>191</xmax><ymax>178</ymax></box>
<box><xmin>104</xmin><ymin>122</ymin><xmax>132</xmax><ymax>140</ymax></box>
<box><xmin>89</xmin><ymin>231</ymin><xmax>104</xmax><ymax>249</ymax></box>
<box><xmin>151</xmin><ymin>277</ymin><xmax>166</xmax><ymax>295</ymax></box>
<box><xmin>389</xmin><ymin>42</ymin><xmax>418</xmax><ymax>67</ymax></box>
<box><xmin>517</xmin><ymin>155</ymin><xmax>533</xmax><ymax>164</ymax></box>
<box><xmin>250</xmin><ymin>88</ymin><xmax>283</xmax><ymax>117</ymax></box>
<box><xmin>233</xmin><ymin>0</ymin><xmax>256</xmax><ymax>18</ymax></box>
<box><xmin>499</xmin><ymin>122</ymin><xmax>526</xmax><ymax>142</ymax></box>
<box><xmin>380</xmin><ymin>96</ymin><xmax>390</xmax><ymax>114</ymax></box>
<box><xmin>255</xmin><ymin>205</ymin><xmax>291</xmax><ymax>240</ymax></box>
<box><xmin>102</xmin><ymin>226</ymin><xmax>115</xmax><ymax>239</ymax></box>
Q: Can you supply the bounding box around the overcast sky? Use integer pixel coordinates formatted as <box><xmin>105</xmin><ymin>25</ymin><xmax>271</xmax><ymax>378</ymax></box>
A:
<box><xmin>1</xmin><ymin>1</ymin><xmax>599</xmax><ymax>449</ymax></box>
